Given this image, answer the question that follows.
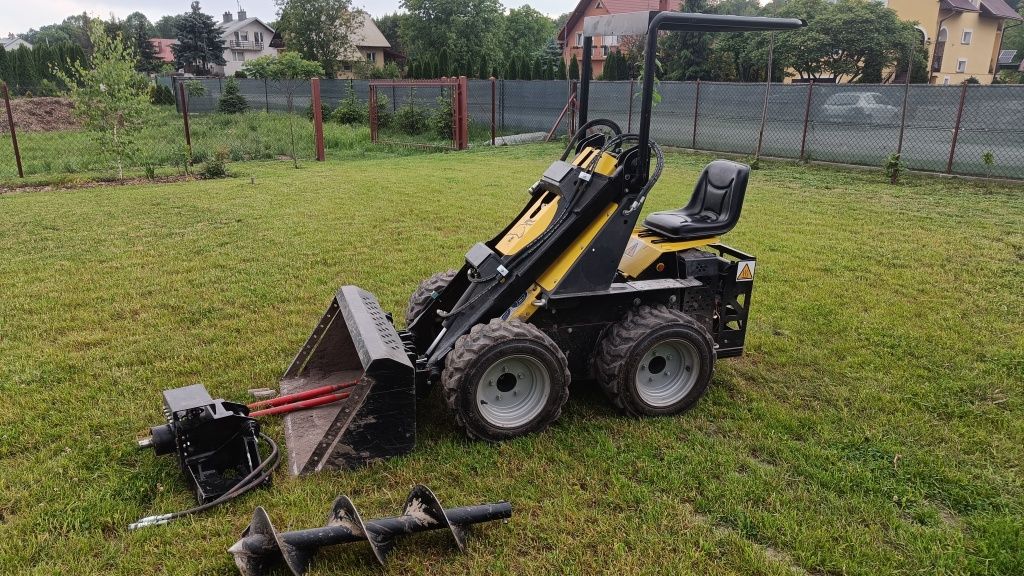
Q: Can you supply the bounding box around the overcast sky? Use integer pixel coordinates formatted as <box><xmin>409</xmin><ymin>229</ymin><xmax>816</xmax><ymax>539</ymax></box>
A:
<box><xmin>6</xmin><ymin>0</ymin><xmax>578</xmax><ymax>36</ymax></box>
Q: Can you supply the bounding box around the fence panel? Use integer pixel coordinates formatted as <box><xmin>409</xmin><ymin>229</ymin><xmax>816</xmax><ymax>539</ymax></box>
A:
<box><xmin>500</xmin><ymin>80</ymin><xmax>570</xmax><ymax>134</ymax></box>
<box><xmin>805</xmin><ymin>84</ymin><xmax>903</xmax><ymax>167</ymax></box>
<box><xmin>951</xmin><ymin>85</ymin><xmax>1024</xmax><ymax>179</ymax></box>
<box><xmin>649</xmin><ymin>82</ymin><xmax>698</xmax><ymax>149</ymax></box>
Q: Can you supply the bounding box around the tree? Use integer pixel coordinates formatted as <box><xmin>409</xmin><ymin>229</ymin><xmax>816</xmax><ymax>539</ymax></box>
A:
<box><xmin>374</xmin><ymin>13</ymin><xmax>407</xmax><ymax>55</ymax></box>
<box><xmin>401</xmin><ymin>0</ymin><xmax>504</xmax><ymax>76</ymax></box>
<box><xmin>556</xmin><ymin>56</ymin><xmax>567</xmax><ymax>80</ymax></box>
<box><xmin>660</xmin><ymin>0</ymin><xmax>713</xmax><ymax>81</ymax></box>
<box><xmin>172</xmin><ymin>2</ymin><xmax>227</xmax><ymax>74</ymax></box>
<box><xmin>54</xmin><ymin>20</ymin><xmax>151</xmax><ymax>179</ymax></box>
<box><xmin>154</xmin><ymin>14</ymin><xmax>186</xmax><ymax>38</ymax></box>
<box><xmin>770</xmin><ymin>0</ymin><xmax>919</xmax><ymax>83</ymax></box>
<box><xmin>12</xmin><ymin>46</ymin><xmax>38</xmax><ymax>92</ymax></box>
<box><xmin>125</xmin><ymin>13</ymin><xmax>161</xmax><ymax>73</ymax></box>
<box><xmin>242</xmin><ymin>53</ymin><xmax>324</xmax><ymax>166</ymax></box>
<box><xmin>218</xmin><ymin>77</ymin><xmax>249</xmax><ymax>113</ymax></box>
<box><xmin>568</xmin><ymin>54</ymin><xmax>579</xmax><ymax>81</ymax></box>
<box><xmin>275</xmin><ymin>0</ymin><xmax>359</xmax><ymax>78</ymax></box>
<box><xmin>502</xmin><ymin>7</ymin><xmax>556</xmax><ymax>63</ymax></box>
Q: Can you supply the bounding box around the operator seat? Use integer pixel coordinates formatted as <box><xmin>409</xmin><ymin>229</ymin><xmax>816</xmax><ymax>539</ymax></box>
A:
<box><xmin>642</xmin><ymin>160</ymin><xmax>750</xmax><ymax>241</ymax></box>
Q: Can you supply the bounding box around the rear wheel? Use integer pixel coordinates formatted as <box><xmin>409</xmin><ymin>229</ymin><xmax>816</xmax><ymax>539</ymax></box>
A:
<box><xmin>595</xmin><ymin>305</ymin><xmax>715</xmax><ymax>417</ymax></box>
<box><xmin>442</xmin><ymin>319</ymin><xmax>570</xmax><ymax>441</ymax></box>
<box><xmin>404</xmin><ymin>270</ymin><xmax>457</xmax><ymax>326</ymax></box>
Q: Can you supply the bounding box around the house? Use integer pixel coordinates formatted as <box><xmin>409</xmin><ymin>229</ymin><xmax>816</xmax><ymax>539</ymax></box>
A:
<box><xmin>557</xmin><ymin>0</ymin><xmax>672</xmax><ymax>78</ymax></box>
<box><xmin>2</xmin><ymin>34</ymin><xmax>32</xmax><ymax>51</ymax></box>
<box><xmin>215</xmin><ymin>9</ymin><xmax>280</xmax><ymax>77</ymax></box>
<box><xmin>883</xmin><ymin>0</ymin><xmax>1022</xmax><ymax>85</ymax></box>
<box><xmin>337</xmin><ymin>12</ymin><xmax>392</xmax><ymax>79</ymax></box>
<box><xmin>149</xmin><ymin>38</ymin><xmax>177</xmax><ymax>63</ymax></box>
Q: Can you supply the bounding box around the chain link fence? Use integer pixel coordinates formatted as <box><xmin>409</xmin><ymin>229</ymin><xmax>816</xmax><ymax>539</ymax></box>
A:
<box><xmin>2</xmin><ymin>78</ymin><xmax>1023</xmax><ymax>184</ymax></box>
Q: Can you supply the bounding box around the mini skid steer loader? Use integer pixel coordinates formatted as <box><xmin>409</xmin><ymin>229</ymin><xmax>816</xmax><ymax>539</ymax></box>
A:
<box><xmin>280</xmin><ymin>11</ymin><xmax>805</xmax><ymax>474</ymax></box>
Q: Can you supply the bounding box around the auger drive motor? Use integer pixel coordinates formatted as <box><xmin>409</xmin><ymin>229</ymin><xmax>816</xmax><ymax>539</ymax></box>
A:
<box><xmin>279</xmin><ymin>11</ymin><xmax>806</xmax><ymax>474</ymax></box>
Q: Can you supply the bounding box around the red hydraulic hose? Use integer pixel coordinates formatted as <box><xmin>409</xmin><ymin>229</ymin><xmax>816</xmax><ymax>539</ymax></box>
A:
<box><xmin>247</xmin><ymin>380</ymin><xmax>358</xmax><ymax>410</ymax></box>
<box><xmin>249</xmin><ymin>392</ymin><xmax>351</xmax><ymax>418</ymax></box>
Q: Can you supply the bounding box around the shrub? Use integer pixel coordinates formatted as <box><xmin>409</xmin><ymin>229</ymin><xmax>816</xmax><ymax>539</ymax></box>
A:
<box><xmin>430</xmin><ymin>92</ymin><xmax>454</xmax><ymax>140</ymax></box>
<box><xmin>234</xmin><ymin>71</ymin><xmax>247</xmax><ymax>78</ymax></box>
<box><xmin>394</xmin><ymin>89</ymin><xmax>428</xmax><ymax>135</ymax></box>
<box><xmin>38</xmin><ymin>80</ymin><xmax>63</xmax><ymax>97</ymax></box>
<box><xmin>150</xmin><ymin>84</ymin><xmax>175</xmax><ymax>105</ymax></box>
<box><xmin>331</xmin><ymin>83</ymin><xmax>366</xmax><ymax>124</ymax></box>
<box><xmin>376</xmin><ymin>94</ymin><xmax>393</xmax><ymax>129</ymax></box>
<box><xmin>218</xmin><ymin>77</ymin><xmax>249</xmax><ymax>114</ymax></box>
<box><xmin>306</xmin><ymin>101</ymin><xmax>332</xmax><ymax>121</ymax></box>
<box><xmin>200</xmin><ymin>148</ymin><xmax>229</xmax><ymax>179</ymax></box>
<box><xmin>184</xmin><ymin>79</ymin><xmax>206</xmax><ymax>97</ymax></box>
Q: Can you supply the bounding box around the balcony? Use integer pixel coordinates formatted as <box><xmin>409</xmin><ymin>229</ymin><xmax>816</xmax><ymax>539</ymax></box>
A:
<box><xmin>228</xmin><ymin>40</ymin><xmax>264</xmax><ymax>51</ymax></box>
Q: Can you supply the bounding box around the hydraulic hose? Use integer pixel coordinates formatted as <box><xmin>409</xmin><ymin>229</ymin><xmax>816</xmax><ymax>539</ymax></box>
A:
<box><xmin>128</xmin><ymin>432</ymin><xmax>281</xmax><ymax>530</ymax></box>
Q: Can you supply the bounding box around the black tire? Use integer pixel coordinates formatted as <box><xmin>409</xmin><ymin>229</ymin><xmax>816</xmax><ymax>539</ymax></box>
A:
<box><xmin>404</xmin><ymin>270</ymin><xmax>457</xmax><ymax>326</ymax></box>
<box><xmin>595</xmin><ymin>305</ymin><xmax>715</xmax><ymax>417</ymax></box>
<box><xmin>442</xmin><ymin>319</ymin><xmax>570</xmax><ymax>442</ymax></box>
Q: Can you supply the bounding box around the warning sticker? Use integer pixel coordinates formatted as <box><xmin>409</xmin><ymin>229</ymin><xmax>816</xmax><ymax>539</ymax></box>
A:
<box><xmin>736</xmin><ymin>261</ymin><xmax>755</xmax><ymax>281</ymax></box>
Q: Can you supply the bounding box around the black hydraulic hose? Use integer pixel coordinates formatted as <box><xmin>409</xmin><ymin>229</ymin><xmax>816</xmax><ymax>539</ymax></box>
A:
<box><xmin>560</xmin><ymin>118</ymin><xmax>622</xmax><ymax>161</ymax></box>
<box><xmin>128</xmin><ymin>433</ymin><xmax>281</xmax><ymax>530</ymax></box>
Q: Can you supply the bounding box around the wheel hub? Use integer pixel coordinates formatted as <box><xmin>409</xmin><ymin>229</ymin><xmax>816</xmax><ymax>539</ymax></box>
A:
<box><xmin>634</xmin><ymin>338</ymin><xmax>700</xmax><ymax>407</ymax></box>
<box><xmin>476</xmin><ymin>355</ymin><xmax>551</xmax><ymax>429</ymax></box>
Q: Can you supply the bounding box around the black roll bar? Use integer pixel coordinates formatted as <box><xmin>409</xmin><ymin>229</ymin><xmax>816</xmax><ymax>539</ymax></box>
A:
<box><xmin>578</xmin><ymin>11</ymin><xmax>805</xmax><ymax>183</ymax></box>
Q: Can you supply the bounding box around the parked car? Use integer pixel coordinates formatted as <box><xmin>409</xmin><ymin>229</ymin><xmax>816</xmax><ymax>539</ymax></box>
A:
<box><xmin>820</xmin><ymin>92</ymin><xmax>899</xmax><ymax>124</ymax></box>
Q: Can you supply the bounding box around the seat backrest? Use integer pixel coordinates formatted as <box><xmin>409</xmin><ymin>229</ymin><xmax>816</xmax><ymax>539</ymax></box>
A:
<box><xmin>683</xmin><ymin>160</ymin><xmax>749</xmax><ymax>226</ymax></box>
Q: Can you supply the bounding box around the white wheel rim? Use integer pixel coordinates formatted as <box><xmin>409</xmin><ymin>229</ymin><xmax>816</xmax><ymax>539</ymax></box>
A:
<box><xmin>475</xmin><ymin>354</ymin><xmax>551</xmax><ymax>429</ymax></box>
<box><xmin>634</xmin><ymin>338</ymin><xmax>700</xmax><ymax>407</ymax></box>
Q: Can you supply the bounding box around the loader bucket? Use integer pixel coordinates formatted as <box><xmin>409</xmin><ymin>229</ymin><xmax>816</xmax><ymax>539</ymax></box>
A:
<box><xmin>280</xmin><ymin>286</ymin><xmax>415</xmax><ymax>475</ymax></box>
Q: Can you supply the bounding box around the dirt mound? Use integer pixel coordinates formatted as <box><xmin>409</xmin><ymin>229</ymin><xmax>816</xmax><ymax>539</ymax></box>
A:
<box><xmin>0</xmin><ymin>97</ymin><xmax>81</xmax><ymax>133</ymax></box>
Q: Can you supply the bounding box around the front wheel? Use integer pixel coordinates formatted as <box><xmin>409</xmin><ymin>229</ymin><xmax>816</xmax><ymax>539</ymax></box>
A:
<box><xmin>442</xmin><ymin>319</ymin><xmax>570</xmax><ymax>441</ymax></box>
<box><xmin>595</xmin><ymin>305</ymin><xmax>715</xmax><ymax>417</ymax></box>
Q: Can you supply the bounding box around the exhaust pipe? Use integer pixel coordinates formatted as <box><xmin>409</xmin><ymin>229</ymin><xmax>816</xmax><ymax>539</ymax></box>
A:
<box><xmin>228</xmin><ymin>485</ymin><xmax>512</xmax><ymax>576</ymax></box>
<box><xmin>279</xmin><ymin>286</ymin><xmax>416</xmax><ymax>474</ymax></box>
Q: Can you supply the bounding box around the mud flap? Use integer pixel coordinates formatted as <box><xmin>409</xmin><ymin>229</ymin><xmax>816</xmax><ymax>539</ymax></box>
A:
<box><xmin>280</xmin><ymin>286</ymin><xmax>415</xmax><ymax>475</ymax></box>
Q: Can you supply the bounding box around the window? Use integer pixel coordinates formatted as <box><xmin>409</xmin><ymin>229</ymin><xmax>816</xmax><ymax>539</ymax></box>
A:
<box><xmin>240</xmin><ymin>31</ymin><xmax>249</xmax><ymax>42</ymax></box>
<box><xmin>343</xmin><ymin>62</ymin><xmax>353</xmax><ymax>71</ymax></box>
<box><xmin>602</xmin><ymin>45</ymin><xmax>609</xmax><ymax>56</ymax></box>
<box><xmin>943</xmin><ymin>76</ymin><xmax>950</xmax><ymax>85</ymax></box>
<box><xmin>576</xmin><ymin>32</ymin><xmax>583</xmax><ymax>47</ymax></box>
<box><xmin>957</xmin><ymin>58</ymin><xmax>967</xmax><ymax>73</ymax></box>
<box><xmin>366</xmin><ymin>51</ymin><xmax>377</xmax><ymax>63</ymax></box>
<box><xmin>961</xmin><ymin>29</ymin><xmax>972</xmax><ymax>45</ymax></box>
<box><xmin>605</xmin><ymin>35</ymin><xmax>618</xmax><ymax>46</ymax></box>
<box><xmin>232</xmin><ymin>50</ymin><xmax>245</xmax><ymax>62</ymax></box>
<box><xmin>596</xmin><ymin>0</ymin><xmax>603</xmax><ymax>6</ymax></box>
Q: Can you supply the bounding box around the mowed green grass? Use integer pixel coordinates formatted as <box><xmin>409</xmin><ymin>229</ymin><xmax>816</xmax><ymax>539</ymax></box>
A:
<box><xmin>0</xmin><ymin>144</ymin><xmax>1021</xmax><ymax>575</ymax></box>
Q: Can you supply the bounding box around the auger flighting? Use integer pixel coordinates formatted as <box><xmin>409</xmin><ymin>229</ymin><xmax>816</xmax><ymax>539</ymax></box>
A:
<box><xmin>228</xmin><ymin>485</ymin><xmax>512</xmax><ymax>576</ymax></box>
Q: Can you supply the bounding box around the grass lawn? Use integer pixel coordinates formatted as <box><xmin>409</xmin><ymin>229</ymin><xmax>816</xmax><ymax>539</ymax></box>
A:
<box><xmin>0</xmin><ymin>144</ymin><xmax>1021</xmax><ymax>575</ymax></box>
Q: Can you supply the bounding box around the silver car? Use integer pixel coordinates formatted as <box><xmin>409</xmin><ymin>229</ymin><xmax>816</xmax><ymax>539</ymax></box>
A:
<box><xmin>821</xmin><ymin>92</ymin><xmax>899</xmax><ymax>124</ymax></box>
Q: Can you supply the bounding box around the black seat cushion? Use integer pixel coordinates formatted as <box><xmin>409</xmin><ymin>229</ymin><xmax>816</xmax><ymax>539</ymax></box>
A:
<box><xmin>642</xmin><ymin>160</ymin><xmax>750</xmax><ymax>241</ymax></box>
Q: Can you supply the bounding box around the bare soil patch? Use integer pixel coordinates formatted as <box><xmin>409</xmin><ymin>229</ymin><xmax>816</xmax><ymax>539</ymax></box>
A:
<box><xmin>0</xmin><ymin>97</ymin><xmax>81</xmax><ymax>133</ymax></box>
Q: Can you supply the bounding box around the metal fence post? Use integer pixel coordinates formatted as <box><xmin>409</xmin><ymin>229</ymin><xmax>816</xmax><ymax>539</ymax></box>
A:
<box><xmin>264</xmin><ymin>79</ymin><xmax>269</xmax><ymax>113</ymax></box>
<box><xmin>946</xmin><ymin>82</ymin><xmax>969</xmax><ymax>174</ymax></box>
<box><xmin>490</xmin><ymin>76</ymin><xmax>496</xmax><ymax>146</ymax></box>
<box><xmin>311</xmin><ymin>78</ymin><xmax>325</xmax><ymax>161</ymax></box>
<box><xmin>2</xmin><ymin>82</ymin><xmax>24</xmax><ymax>178</ymax></box>
<box><xmin>692</xmin><ymin>79</ymin><xmax>701</xmax><ymax>149</ymax></box>
<box><xmin>755</xmin><ymin>32</ymin><xmax>775</xmax><ymax>160</ymax></box>
<box><xmin>627</xmin><ymin>77</ymin><xmax>635</xmax><ymax>133</ymax></box>
<box><xmin>799</xmin><ymin>81</ymin><xmax>814</xmax><ymax>161</ymax></box>
<box><xmin>895</xmin><ymin>45</ymin><xmax>913</xmax><ymax>159</ymax></box>
<box><xmin>500</xmin><ymin>79</ymin><xmax>505</xmax><ymax>133</ymax></box>
<box><xmin>457</xmin><ymin>76</ymin><xmax>469</xmax><ymax>150</ymax></box>
<box><xmin>369</xmin><ymin>84</ymin><xmax>378</xmax><ymax>144</ymax></box>
<box><xmin>178</xmin><ymin>82</ymin><xmax>193</xmax><ymax>165</ymax></box>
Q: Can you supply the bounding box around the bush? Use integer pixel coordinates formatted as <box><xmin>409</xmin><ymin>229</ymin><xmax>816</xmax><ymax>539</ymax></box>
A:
<box><xmin>430</xmin><ymin>92</ymin><xmax>454</xmax><ymax>140</ymax></box>
<box><xmin>234</xmin><ymin>71</ymin><xmax>247</xmax><ymax>78</ymax></box>
<box><xmin>331</xmin><ymin>83</ymin><xmax>366</xmax><ymax>125</ymax></box>
<box><xmin>394</xmin><ymin>89</ymin><xmax>428</xmax><ymax>135</ymax></box>
<box><xmin>184</xmin><ymin>79</ymin><xmax>206</xmax><ymax>97</ymax></box>
<box><xmin>200</xmin><ymin>148</ymin><xmax>229</xmax><ymax>179</ymax></box>
<box><xmin>38</xmin><ymin>80</ymin><xmax>64</xmax><ymax>97</ymax></box>
<box><xmin>217</xmin><ymin>77</ymin><xmax>249</xmax><ymax>114</ymax></box>
<box><xmin>306</xmin><ymin>101</ymin><xmax>333</xmax><ymax>121</ymax></box>
<box><xmin>375</xmin><ymin>93</ymin><xmax>393</xmax><ymax>129</ymax></box>
<box><xmin>150</xmin><ymin>84</ymin><xmax>175</xmax><ymax>105</ymax></box>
